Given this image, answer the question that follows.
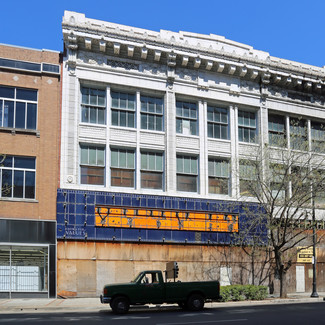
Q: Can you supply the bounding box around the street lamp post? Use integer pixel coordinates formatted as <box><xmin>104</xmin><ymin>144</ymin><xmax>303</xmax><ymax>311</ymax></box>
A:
<box><xmin>311</xmin><ymin>196</ymin><xmax>318</xmax><ymax>298</ymax></box>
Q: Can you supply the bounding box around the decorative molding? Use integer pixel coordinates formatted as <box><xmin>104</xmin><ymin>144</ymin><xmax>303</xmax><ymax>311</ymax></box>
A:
<box><xmin>107</xmin><ymin>59</ymin><xmax>139</xmax><ymax>70</ymax></box>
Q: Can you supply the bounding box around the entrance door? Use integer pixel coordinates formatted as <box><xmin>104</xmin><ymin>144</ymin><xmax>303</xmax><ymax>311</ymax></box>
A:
<box><xmin>296</xmin><ymin>265</ymin><xmax>305</xmax><ymax>292</ymax></box>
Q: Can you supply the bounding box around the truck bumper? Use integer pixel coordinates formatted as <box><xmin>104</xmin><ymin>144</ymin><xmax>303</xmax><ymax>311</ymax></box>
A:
<box><xmin>100</xmin><ymin>294</ymin><xmax>111</xmax><ymax>304</ymax></box>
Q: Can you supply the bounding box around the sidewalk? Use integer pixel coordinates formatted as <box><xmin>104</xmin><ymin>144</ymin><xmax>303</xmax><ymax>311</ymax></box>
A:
<box><xmin>0</xmin><ymin>292</ymin><xmax>324</xmax><ymax>314</ymax></box>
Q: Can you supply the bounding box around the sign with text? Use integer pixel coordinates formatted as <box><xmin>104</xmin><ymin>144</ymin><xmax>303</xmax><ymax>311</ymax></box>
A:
<box><xmin>297</xmin><ymin>247</ymin><xmax>314</xmax><ymax>263</ymax></box>
<box><xmin>95</xmin><ymin>206</ymin><xmax>239</xmax><ymax>233</ymax></box>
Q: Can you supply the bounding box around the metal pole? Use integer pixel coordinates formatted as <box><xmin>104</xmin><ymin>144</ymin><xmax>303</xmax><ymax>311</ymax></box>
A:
<box><xmin>311</xmin><ymin>196</ymin><xmax>318</xmax><ymax>298</ymax></box>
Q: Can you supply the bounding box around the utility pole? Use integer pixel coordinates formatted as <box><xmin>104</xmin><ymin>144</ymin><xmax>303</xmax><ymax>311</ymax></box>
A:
<box><xmin>311</xmin><ymin>195</ymin><xmax>318</xmax><ymax>298</ymax></box>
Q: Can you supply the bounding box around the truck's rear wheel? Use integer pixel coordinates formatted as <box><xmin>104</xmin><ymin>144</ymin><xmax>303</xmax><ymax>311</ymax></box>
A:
<box><xmin>187</xmin><ymin>294</ymin><xmax>204</xmax><ymax>311</ymax></box>
<box><xmin>111</xmin><ymin>296</ymin><xmax>130</xmax><ymax>314</ymax></box>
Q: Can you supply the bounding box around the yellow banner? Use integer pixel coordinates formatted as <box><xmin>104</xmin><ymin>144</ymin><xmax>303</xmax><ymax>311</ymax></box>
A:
<box><xmin>95</xmin><ymin>206</ymin><xmax>239</xmax><ymax>233</ymax></box>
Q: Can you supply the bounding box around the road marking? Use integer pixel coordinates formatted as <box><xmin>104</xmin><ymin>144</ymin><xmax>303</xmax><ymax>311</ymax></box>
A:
<box><xmin>157</xmin><ymin>319</ymin><xmax>248</xmax><ymax>325</ymax></box>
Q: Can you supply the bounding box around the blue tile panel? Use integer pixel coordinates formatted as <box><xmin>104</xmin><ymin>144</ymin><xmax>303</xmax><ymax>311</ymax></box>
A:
<box><xmin>56</xmin><ymin>189</ymin><xmax>267</xmax><ymax>244</ymax></box>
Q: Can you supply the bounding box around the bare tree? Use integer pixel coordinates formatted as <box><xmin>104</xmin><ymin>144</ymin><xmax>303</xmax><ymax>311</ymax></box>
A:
<box><xmin>237</xmin><ymin>121</ymin><xmax>325</xmax><ymax>297</ymax></box>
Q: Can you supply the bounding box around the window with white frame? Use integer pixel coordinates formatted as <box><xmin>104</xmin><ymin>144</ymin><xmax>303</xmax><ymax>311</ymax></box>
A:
<box><xmin>0</xmin><ymin>86</ymin><xmax>37</xmax><ymax>130</ymax></box>
<box><xmin>81</xmin><ymin>87</ymin><xmax>106</xmax><ymax>124</ymax></box>
<box><xmin>140</xmin><ymin>95</ymin><xmax>163</xmax><ymax>131</ymax></box>
<box><xmin>176</xmin><ymin>101</ymin><xmax>198</xmax><ymax>136</ymax></box>
<box><xmin>311</xmin><ymin>121</ymin><xmax>325</xmax><ymax>152</ymax></box>
<box><xmin>270</xmin><ymin>163</ymin><xmax>287</xmax><ymax>200</ymax></box>
<box><xmin>80</xmin><ymin>145</ymin><xmax>105</xmax><ymax>185</ymax></box>
<box><xmin>268</xmin><ymin>114</ymin><xmax>286</xmax><ymax>147</ymax></box>
<box><xmin>111</xmin><ymin>91</ymin><xmax>135</xmax><ymax>128</ymax></box>
<box><xmin>238</xmin><ymin>110</ymin><xmax>257</xmax><ymax>143</ymax></box>
<box><xmin>141</xmin><ymin>151</ymin><xmax>164</xmax><ymax>189</ymax></box>
<box><xmin>207</xmin><ymin>106</ymin><xmax>228</xmax><ymax>140</ymax></box>
<box><xmin>239</xmin><ymin>160</ymin><xmax>257</xmax><ymax>197</ymax></box>
<box><xmin>176</xmin><ymin>154</ymin><xmax>198</xmax><ymax>192</ymax></box>
<box><xmin>208</xmin><ymin>158</ymin><xmax>230</xmax><ymax>195</ymax></box>
<box><xmin>290</xmin><ymin>118</ymin><xmax>307</xmax><ymax>150</ymax></box>
<box><xmin>111</xmin><ymin>148</ymin><xmax>135</xmax><ymax>187</ymax></box>
<box><xmin>0</xmin><ymin>155</ymin><xmax>36</xmax><ymax>199</ymax></box>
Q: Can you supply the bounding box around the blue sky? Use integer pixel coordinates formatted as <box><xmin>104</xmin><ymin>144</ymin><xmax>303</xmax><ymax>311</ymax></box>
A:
<box><xmin>1</xmin><ymin>0</ymin><xmax>324</xmax><ymax>67</ymax></box>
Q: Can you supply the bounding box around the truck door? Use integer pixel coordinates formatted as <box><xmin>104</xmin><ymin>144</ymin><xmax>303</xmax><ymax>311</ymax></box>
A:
<box><xmin>137</xmin><ymin>272</ymin><xmax>164</xmax><ymax>304</ymax></box>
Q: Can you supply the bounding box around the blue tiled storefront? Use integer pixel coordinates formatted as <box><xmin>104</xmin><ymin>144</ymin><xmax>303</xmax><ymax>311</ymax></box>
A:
<box><xmin>57</xmin><ymin>189</ymin><xmax>266</xmax><ymax>244</ymax></box>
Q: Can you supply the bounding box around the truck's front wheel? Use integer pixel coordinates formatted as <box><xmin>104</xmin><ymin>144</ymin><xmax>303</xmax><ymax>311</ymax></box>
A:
<box><xmin>111</xmin><ymin>296</ymin><xmax>130</xmax><ymax>314</ymax></box>
<box><xmin>187</xmin><ymin>294</ymin><xmax>204</xmax><ymax>311</ymax></box>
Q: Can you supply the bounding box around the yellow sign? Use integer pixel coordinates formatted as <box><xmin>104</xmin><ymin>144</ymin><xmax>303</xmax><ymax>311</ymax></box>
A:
<box><xmin>95</xmin><ymin>206</ymin><xmax>239</xmax><ymax>233</ymax></box>
<box><xmin>297</xmin><ymin>247</ymin><xmax>314</xmax><ymax>263</ymax></box>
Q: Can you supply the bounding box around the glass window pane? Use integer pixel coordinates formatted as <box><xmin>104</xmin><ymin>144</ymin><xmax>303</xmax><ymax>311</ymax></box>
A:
<box><xmin>221</xmin><ymin>125</ymin><xmax>228</xmax><ymax>139</ymax></box>
<box><xmin>156</xmin><ymin>116</ymin><xmax>163</xmax><ymax>131</ymax></box>
<box><xmin>2</xmin><ymin>169</ymin><xmax>12</xmax><ymax>197</ymax></box>
<box><xmin>97</xmin><ymin>148</ymin><xmax>105</xmax><ymax>166</ymax></box>
<box><xmin>14</xmin><ymin>170</ymin><xmax>24</xmax><ymax>198</ymax></box>
<box><xmin>120</xmin><ymin>151</ymin><xmax>126</xmax><ymax>168</ymax></box>
<box><xmin>148</xmin><ymin>114</ymin><xmax>154</xmax><ymax>130</ymax></box>
<box><xmin>141</xmin><ymin>153</ymin><xmax>147</xmax><ymax>169</ymax></box>
<box><xmin>81</xmin><ymin>106</ymin><xmax>89</xmax><ymax>123</ymax></box>
<box><xmin>141</xmin><ymin>113</ymin><xmax>147</xmax><ymax>129</ymax></box>
<box><xmin>89</xmin><ymin>88</ymin><xmax>97</xmax><ymax>105</ymax></box>
<box><xmin>0</xmin><ymin>86</ymin><xmax>15</xmax><ymax>98</ymax></box>
<box><xmin>16</xmin><ymin>88</ymin><xmax>37</xmax><ymax>101</ymax></box>
<box><xmin>128</xmin><ymin>94</ymin><xmax>135</xmax><ymax>109</ymax></box>
<box><xmin>127</xmin><ymin>151</ymin><xmax>134</xmax><ymax>169</ymax></box>
<box><xmin>148</xmin><ymin>154</ymin><xmax>155</xmax><ymax>170</ymax></box>
<box><xmin>111</xmin><ymin>93</ymin><xmax>119</xmax><ymax>108</ymax></box>
<box><xmin>156</xmin><ymin>154</ymin><xmax>163</xmax><ymax>171</ymax></box>
<box><xmin>90</xmin><ymin>107</ymin><xmax>97</xmax><ymax>123</ymax></box>
<box><xmin>141</xmin><ymin>98</ymin><xmax>147</xmax><ymax>112</ymax></box>
<box><xmin>176</xmin><ymin>118</ymin><xmax>182</xmax><ymax>133</ymax></box>
<box><xmin>120</xmin><ymin>93</ymin><xmax>127</xmax><ymax>109</ymax></box>
<box><xmin>111</xmin><ymin>150</ymin><xmax>118</xmax><ymax>167</ymax></box>
<box><xmin>27</xmin><ymin>103</ymin><xmax>37</xmax><ymax>129</ymax></box>
<box><xmin>191</xmin><ymin>158</ymin><xmax>197</xmax><ymax>174</ymax></box>
<box><xmin>4</xmin><ymin>101</ymin><xmax>14</xmax><ymax>128</ymax></box>
<box><xmin>190</xmin><ymin>120</ymin><xmax>197</xmax><ymax>135</ymax></box>
<box><xmin>98</xmin><ymin>90</ymin><xmax>106</xmax><ymax>106</ymax></box>
<box><xmin>127</xmin><ymin>112</ymin><xmax>134</xmax><ymax>128</ymax></box>
<box><xmin>98</xmin><ymin>108</ymin><xmax>105</xmax><ymax>124</ymax></box>
<box><xmin>176</xmin><ymin>102</ymin><xmax>182</xmax><ymax>117</ymax></box>
<box><xmin>3</xmin><ymin>156</ymin><xmax>13</xmax><ymax>167</ymax></box>
<box><xmin>183</xmin><ymin>107</ymin><xmax>189</xmax><ymax>117</ymax></box>
<box><xmin>156</xmin><ymin>101</ymin><xmax>163</xmax><ymax>114</ymax></box>
<box><xmin>16</xmin><ymin>102</ymin><xmax>26</xmax><ymax>129</ymax></box>
<box><xmin>25</xmin><ymin>171</ymin><xmax>35</xmax><ymax>199</ymax></box>
<box><xmin>148</xmin><ymin>100</ymin><xmax>155</xmax><ymax>112</ymax></box>
<box><xmin>177</xmin><ymin>157</ymin><xmax>183</xmax><ymax>173</ymax></box>
<box><xmin>184</xmin><ymin>157</ymin><xmax>190</xmax><ymax>173</ymax></box>
<box><xmin>111</xmin><ymin>110</ymin><xmax>118</xmax><ymax>126</ymax></box>
<box><xmin>120</xmin><ymin>111</ymin><xmax>126</xmax><ymax>127</ymax></box>
<box><xmin>81</xmin><ymin>88</ymin><xmax>89</xmax><ymax>104</ymax></box>
<box><xmin>89</xmin><ymin>147</ymin><xmax>97</xmax><ymax>165</ymax></box>
<box><xmin>15</xmin><ymin>157</ymin><xmax>35</xmax><ymax>169</ymax></box>
<box><xmin>80</xmin><ymin>147</ymin><xmax>88</xmax><ymax>164</ymax></box>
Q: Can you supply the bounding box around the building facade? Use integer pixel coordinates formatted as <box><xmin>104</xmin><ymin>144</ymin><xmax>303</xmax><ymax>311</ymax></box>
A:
<box><xmin>59</xmin><ymin>11</ymin><xmax>325</xmax><ymax>296</ymax></box>
<box><xmin>0</xmin><ymin>44</ymin><xmax>61</xmax><ymax>298</ymax></box>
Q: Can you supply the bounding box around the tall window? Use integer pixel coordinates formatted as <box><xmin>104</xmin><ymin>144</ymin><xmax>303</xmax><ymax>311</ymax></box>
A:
<box><xmin>141</xmin><ymin>96</ymin><xmax>163</xmax><ymax>131</ymax></box>
<box><xmin>176</xmin><ymin>155</ymin><xmax>198</xmax><ymax>192</ymax></box>
<box><xmin>268</xmin><ymin>114</ymin><xmax>286</xmax><ymax>147</ymax></box>
<box><xmin>290</xmin><ymin>118</ymin><xmax>307</xmax><ymax>150</ymax></box>
<box><xmin>207</xmin><ymin>106</ymin><xmax>228</xmax><ymax>139</ymax></box>
<box><xmin>311</xmin><ymin>121</ymin><xmax>325</xmax><ymax>152</ymax></box>
<box><xmin>80</xmin><ymin>145</ymin><xmax>105</xmax><ymax>185</ymax></box>
<box><xmin>238</xmin><ymin>110</ymin><xmax>257</xmax><ymax>143</ymax></box>
<box><xmin>81</xmin><ymin>87</ymin><xmax>106</xmax><ymax>124</ymax></box>
<box><xmin>111</xmin><ymin>148</ymin><xmax>135</xmax><ymax>187</ymax></box>
<box><xmin>141</xmin><ymin>151</ymin><xmax>163</xmax><ymax>189</ymax></box>
<box><xmin>208</xmin><ymin>158</ymin><xmax>230</xmax><ymax>195</ymax></box>
<box><xmin>111</xmin><ymin>91</ymin><xmax>135</xmax><ymax>128</ymax></box>
<box><xmin>270</xmin><ymin>163</ymin><xmax>287</xmax><ymax>200</ymax></box>
<box><xmin>176</xmin><ymin>101</ymin><xmax>198</xmax><ymax>136</ymax></box>
<box><xmin>0</xmin><ymin>86</ymin><xmax>37</xmax><ymax>130</ymax></box>
<box><xmin>239</xmin><ymin>160</ymin><xmax>257</xmax><ymax>197</ymax></box>
<box><xmin>0</xmin><ymin>155</ymin><xmax>36</xmax><ymax>199</ymax></box>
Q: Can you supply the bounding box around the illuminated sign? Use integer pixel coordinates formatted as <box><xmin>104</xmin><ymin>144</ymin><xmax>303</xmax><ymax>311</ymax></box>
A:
<box><xmin>95</xmin><ymin>206</ymin><xmax>239</xmax><ymax>233</ymax></box>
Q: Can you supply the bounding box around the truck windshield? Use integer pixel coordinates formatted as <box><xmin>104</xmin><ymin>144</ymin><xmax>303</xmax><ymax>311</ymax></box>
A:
<box><xmin>131</xmin><ymin>272</ymin><xmax>143</xmax><ymax>283</ymax></box>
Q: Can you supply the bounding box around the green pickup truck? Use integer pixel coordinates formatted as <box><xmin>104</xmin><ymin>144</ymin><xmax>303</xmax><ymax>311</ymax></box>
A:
<box><xmin>100</xmin><ymin>269</ymin><xmax>220</xmax><ymax>314</ymax></box>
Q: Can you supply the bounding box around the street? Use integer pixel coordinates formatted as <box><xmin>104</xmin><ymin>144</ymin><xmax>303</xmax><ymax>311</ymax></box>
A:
<box><xmin>0</xmin><ymin>302</ymin><xmax>324</xmax><ymax>325</ymax></box>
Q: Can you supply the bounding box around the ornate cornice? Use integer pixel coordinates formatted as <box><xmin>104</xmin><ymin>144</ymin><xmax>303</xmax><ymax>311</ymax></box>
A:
<box><xmin>62</xmin><ymin>11</ymin><xmax>325</xmax><ymax>96</ymax></box>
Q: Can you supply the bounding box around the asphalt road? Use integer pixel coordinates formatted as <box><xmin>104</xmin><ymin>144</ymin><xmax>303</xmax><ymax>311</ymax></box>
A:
<box><xmin>0</xmin><ymin>302</ymin><xmax>324</xmax><ymax>325</ymax></box>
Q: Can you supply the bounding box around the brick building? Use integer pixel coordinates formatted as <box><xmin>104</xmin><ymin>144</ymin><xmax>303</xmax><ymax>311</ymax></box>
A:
<box><xmin>0</xmin><ymin>44</ymin><xmax>61</xmax><ymax>298</ymax></box>
<box><xmin>58</xmin><ymin>11</ymin><xmax>325</xmax><ymax>296</ymax></box>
